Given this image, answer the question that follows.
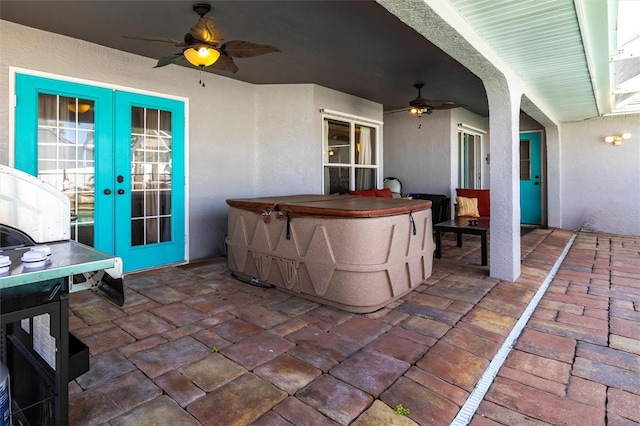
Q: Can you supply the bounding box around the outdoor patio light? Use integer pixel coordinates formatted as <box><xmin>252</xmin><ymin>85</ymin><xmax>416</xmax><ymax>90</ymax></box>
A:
<box><xmin>604</xmin><ymin>133</ymin><xmax>631</xmax><ymax>145</ymax></box>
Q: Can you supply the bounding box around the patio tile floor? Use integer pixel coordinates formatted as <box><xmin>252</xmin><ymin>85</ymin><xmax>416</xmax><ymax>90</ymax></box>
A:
<box><xmin>67</xmin><ymin>229</ymin><xmax>640</xmax><ymax>425</ymax></box>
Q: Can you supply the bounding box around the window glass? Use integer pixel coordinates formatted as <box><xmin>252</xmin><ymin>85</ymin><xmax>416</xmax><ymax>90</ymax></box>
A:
<box><xmin>458</xmin><ymin>131</ymin><xmax>482</xmax><ymax>189</ymax></box>
<box><xmin>520</xmin><ymin>139</ymin><xmax>531</xmax><ymax>180</ymax></box>
<box><xmin>37</xmin><ymin>93</ymin><xmax>96</xmax><ymax>246</ymax></box>
<box><xmin>323</xmin><ymin>116</ymin><xmax>379</xmax><ymax>194</ymax></box>
<box><xmin>327</xmin><ymin>120</ymin><xmax>350</xmax><ymax>164</ymax></box>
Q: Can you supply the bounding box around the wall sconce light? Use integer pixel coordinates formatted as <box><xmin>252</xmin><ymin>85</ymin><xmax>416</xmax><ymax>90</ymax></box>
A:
<box><xmin>604</xmin><ymin>133</ymin><xmax>631</xmax><ymax>145</ymax></box>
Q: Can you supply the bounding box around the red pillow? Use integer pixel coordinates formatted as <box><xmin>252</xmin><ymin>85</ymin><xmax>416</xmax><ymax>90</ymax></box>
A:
<box><xmin>373</xmin><ymin>188</ymin><xmax>393</xmax><ymax>198</ymax></box>
<box><xmin>348</xmin><ymin>190</ymin><xmax>376</xmax><ymax>197</ymax></box>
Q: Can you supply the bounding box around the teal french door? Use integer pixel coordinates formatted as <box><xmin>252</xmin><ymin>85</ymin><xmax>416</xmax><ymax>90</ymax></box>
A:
<box><xmin>15</xmin><ymin>74</ymin><xmax>185</xmax><ymax>272</ymax></box>
<box><xmin>519</xmin><ymin>131</ymin><xmax>542</xmax><ymax>225</ymax></box>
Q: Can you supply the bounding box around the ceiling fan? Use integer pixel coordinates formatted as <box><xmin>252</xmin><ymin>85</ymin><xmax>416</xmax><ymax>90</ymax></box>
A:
<box><xmin>385</xmin><ymin>83</ymin><xmax>465</xmax><ymax>118</ymax></box>
<box><xmin>122</xmin><ymin>2</ymin><xmax>280</xmax><ymax>85</ymax></box>
<box><xmin>407</xmin><ymin>83</ymin><xmax>465</xmax><ymax>117</ymax></box>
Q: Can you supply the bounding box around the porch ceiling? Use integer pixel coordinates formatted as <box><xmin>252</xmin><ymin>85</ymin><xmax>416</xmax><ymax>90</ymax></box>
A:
<box><xmin>448</xmin><ymin>0</ymin><xmax>611</xmax><ymax>122</ymax></box>
<box><xmin>1</xmin><ymin>0</ymin><xmax>630</xmax><ymax>122</ymax></box>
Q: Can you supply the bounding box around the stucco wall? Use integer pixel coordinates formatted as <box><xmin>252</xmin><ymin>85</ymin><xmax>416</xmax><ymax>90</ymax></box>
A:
<box><xmin>383</xmin><ymin>109</ymin><xmax>453</xmax><ymax>196</ymax></box>
<box><xmin>0</xmin><ymin>20</ymin><xmax>382</xmax><ymax>261</ymax></box>
<box><xmin>559</xmin><ymin>114</ymin><xmax>640</xmax><ymax>235</ymax></box>
<box><xmin>255</xmin><ymin>84</ymin><xmax>317</xmax><ymax>195</ymax></box>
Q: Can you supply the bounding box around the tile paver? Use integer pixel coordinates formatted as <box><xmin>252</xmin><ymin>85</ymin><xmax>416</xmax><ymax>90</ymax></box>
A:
<box><xmin>330</xmin><ymin>348</ymin><xmax>410</xmax><ymax>397</ymax></box>
<box><xmin>220</xmin><ymin>330</ymin><xmax>296</xmax><ymax>370</ymax></box>
<box><xmin>367</xmin><ymin>332</ymin><xmax>427</xmax><ymax>364</ymax></box>
<box><xmin>273</xmin><ymin>396</ymin><xmax>340</xmax><ymax>425</ymax></box>
<box><xmin>75</xmin><ymin>349</ymin><xmax>137</xmax><ymax>390</ymax></box>
<box><xmin>416</xmin><ymin>340</ymin><xmax>489</xmax><ymax>392</ymax></box>
<box><xmin>381</xmin><ymin>376</ymin><xmax>461</xmax><ymax>425</ymax></box>
<box><xmin>254</xmin><ymin>353</ymin><xmax>322</xmax><ymax>394</ymax></box>
<box><xmin>484</xmin><ymin>377</ymin><xmax>605</xmax><ymax>425</ymax></box>
<box><xmin>113</xmin><ymin>310</ymin><xmax>174</xmax><ymax>340</ymax></box>
<box><xmin>178</xmin><ymin>353</ymin><xmax>247</xmax><ymax>392</ymax></box>
<box><xmin>69</xmin><ymin>370</ymin><xmax>162</xmax><ymax>425</ymax></box>
<box><xmin>109</xmin><ymin>395</ymin><xmax>200</xmax><ymax>425</ymax></box>
<box><xmin>187</xmin><ymin>373</ymin><xmax>287</xmax><ymax>425</ymax></box>
<box><xmin>154</xmin><ymin>370</ymin><xmax>206</xmax><ymax>408</ymax></box>
<box><xmin>65</xmin><ymin>229</ymin><xmax>640</xmax><ymax>425</ymax></box>
<box><xmin>129</xmin><ymin>335</ymin><xmax>211</xmax><ymax>379</ymax></box>
<box><xmin>297</xmin><ymin>374</ymin><xmax>373</xmax><ymax>425</ymax></box>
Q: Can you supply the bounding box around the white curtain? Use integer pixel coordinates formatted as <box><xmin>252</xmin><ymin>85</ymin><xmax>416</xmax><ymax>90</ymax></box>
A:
<box><xmin>356</xmin><ymin>127</ymin><xmax>372</xmax><ymax>190</ymax></box>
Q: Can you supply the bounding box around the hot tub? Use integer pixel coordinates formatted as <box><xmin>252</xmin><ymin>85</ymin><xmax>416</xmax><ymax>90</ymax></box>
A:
<box><xmin>225</xmin><ymin>194</ymin><xmax>434</xmax><ymax>313</ymax></box>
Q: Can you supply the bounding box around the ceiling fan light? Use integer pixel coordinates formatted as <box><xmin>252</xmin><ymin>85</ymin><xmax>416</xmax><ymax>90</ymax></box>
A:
<box><xmin>184</xmin><ymin>46</ymin><xmax>220</xmax><ymax>67</ymax></box>
<box><xmin>67</xmin><ymin>101</ymin><xmax>91</xmax><ymax>114</ymax></box>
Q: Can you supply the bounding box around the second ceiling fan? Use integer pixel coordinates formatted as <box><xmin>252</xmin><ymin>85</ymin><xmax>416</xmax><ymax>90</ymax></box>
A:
<box><xmin>408</xmin><ymin>83</ymin><xmax>465</xmax><ymax>117</ymax></box>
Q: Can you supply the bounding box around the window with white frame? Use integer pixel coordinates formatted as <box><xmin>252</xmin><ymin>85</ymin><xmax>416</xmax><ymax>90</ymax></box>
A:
<box><xmin>458</xmin><ymin>128</ymin><xmax>484</xmax><ymax>189</ymax></box>
<box><xmin>322</xmin><ymin>114</ymin><xmax>380</xmax><ymax>194</ymax></box>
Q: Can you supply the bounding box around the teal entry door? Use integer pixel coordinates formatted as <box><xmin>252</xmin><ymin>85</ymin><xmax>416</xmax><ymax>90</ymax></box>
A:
<box><xmin>15</xmin><ymin>74</ymin><xmax>185</xmax><ymax>272</ymax></box>
<box><xmin>519</xmin><ymin>131</ymin><xmax>542</xmax><ymax>225</ymax></box>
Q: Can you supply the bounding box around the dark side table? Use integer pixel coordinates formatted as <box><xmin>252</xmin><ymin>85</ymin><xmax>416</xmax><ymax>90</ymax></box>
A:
<box><xmin>434</xmin><ymin>218</ymin><xmax>489</xmax><ymax>266</ymax></box>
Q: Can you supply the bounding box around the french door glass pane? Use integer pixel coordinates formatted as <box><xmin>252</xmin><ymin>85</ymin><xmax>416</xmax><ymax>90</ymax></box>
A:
<box><xmin>130</xmin><ymin>106</ymin><xmax>173</xmax><ymax>246</ymax></box>
<box><xmin>37</xmin><ymin>93</ymin><xmax>95</xmax><ymax>246</ymax></box>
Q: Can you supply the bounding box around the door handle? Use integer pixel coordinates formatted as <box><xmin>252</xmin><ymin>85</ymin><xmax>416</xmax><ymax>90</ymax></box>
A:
<box><xmin>534</xmin><ymin>182</ymin><xmax>539</xmax><ymax>186</ymax></box>
<box><xmin>104</xmin><ymin>189</ymin><xmax>112</xmax><ymax>195</ymax></box>
<box><xmin>117</xmin><ymin>189</ymin><xmax>125</xmax><ymax>195</ymax></box>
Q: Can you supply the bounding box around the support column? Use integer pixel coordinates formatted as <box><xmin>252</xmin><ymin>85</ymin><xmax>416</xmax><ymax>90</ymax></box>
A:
<box><xmin>485</xmin><ymin>76</ymin><xmax>522</xmax><ymax>282</ymax></box>
<box><xmin>545</xmin><ymin>126</ymin><xmax>561</xmax><ymax>228</ymax></box>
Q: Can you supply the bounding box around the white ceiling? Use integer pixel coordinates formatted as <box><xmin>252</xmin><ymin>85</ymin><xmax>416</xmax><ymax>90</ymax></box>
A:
<box><xmin>1</xmin><ymin>0</ymin><xmax>632</xmax><ymax>122</ymax></box>
<box><xmin>448</xmin><ymin>0</ymin><xmax>602</xmax><ymax>122</ymax></box>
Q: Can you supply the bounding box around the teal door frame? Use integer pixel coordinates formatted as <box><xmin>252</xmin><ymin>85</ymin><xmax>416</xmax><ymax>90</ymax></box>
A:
<box><xmin>114</xmin><ymin>91</ymin><xmax>185</xmax><ymax>271</ymax></box>
<box><xmin>14</xmin><ymin>73</ymin><xmax>186</xmax><ymax>272</ymax></box>
<box><xmin>15</xmin><ymin>74</ymin><xmax>116</xmax><ymax>252</ymax></box>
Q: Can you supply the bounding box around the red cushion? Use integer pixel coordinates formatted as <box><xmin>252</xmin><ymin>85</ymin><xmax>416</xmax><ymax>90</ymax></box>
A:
<box><xmin>456</xmin><ymin>188</ymin><xmax>490</xmax><ymax>216</ymax></box>
<box><xmin>373</xmin><ymin>188</ymin><xmax>393</xmax><ymax>198</ymax></box>
<box><xmin>348</xmin><ymin>190</ymin><xmax>376</xmax><ymax>197</ymax></box>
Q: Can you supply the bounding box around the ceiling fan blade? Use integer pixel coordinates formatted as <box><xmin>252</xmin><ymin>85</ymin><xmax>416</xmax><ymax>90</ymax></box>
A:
<box><xmin>383</xmin><ymin>108</ymin><xmax>409</xmax><ymax>115</ymax></box>
<box><xmin>153</xmin><ymin>54</ymin><xmax>183</xmax><ymax>68</ymax></box>
<box><xmin>189</xmin><ymin>17</ymin><xmax>224</xmax><ymax>44</ymax></box>
<box><xmin>221</xmin><ymin>40</ymin><xmax>281</xmax><ymax>58</ymax></box>
<box><xmin>209</xmin><ymin>54</ymin><xmax>239</xmax><ymax>73</ymax></box>
<box><xmin>432</xmin><ymin>102</ymin><xmax>466</xmax><ymax>110</ymax></box>
<box><xmin>122</xmin><ymin>35</ymin><xmax>185</xmax><ymax>46</ymax></box>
